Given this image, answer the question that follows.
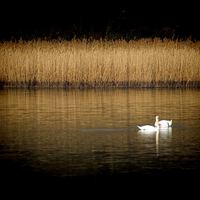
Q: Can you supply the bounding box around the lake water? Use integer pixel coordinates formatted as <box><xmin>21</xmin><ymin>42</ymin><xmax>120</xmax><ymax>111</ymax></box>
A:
<box><xmin>0</xmin><ymin>88</ymin><xmax>200</xmax><ymax>187</ymax></box>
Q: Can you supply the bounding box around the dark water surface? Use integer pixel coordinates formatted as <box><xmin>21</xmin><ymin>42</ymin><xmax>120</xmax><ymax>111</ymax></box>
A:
<box><xmin>0</xmin><ymin>88</ymin><xmax>200</xmax><ymax>187</ymax></box>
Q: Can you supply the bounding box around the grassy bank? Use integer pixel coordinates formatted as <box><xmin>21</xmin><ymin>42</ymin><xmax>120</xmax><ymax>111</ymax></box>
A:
<box><xmin>0</xmin><ymin>38</ymin><xmax>200</xmax><ymax>88</ymax></box>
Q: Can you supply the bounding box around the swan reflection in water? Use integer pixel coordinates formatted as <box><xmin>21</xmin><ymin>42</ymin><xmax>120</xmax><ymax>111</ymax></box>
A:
<box><xmin>138</xmin><ymin>127</ymin><xmax>172</xmax><ymax>156</ymax></box>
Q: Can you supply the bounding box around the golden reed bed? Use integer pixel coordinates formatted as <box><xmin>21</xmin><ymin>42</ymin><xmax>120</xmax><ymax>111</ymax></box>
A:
<box><xmin>0</xmin><ymin>38</ymin><xmax>200</xmax><ymax>88</ymax></box>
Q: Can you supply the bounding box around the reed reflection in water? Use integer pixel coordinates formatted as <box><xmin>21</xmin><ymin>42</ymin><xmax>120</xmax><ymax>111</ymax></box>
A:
<box><xmin>0</xmin><ymin>89</ymin><xmax>200</xmax><ymax>182</ymax></box>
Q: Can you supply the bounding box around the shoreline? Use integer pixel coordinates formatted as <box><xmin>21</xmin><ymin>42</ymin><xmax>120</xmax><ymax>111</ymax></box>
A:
<box><xmin>1</xmin><ymin>81</ymin><xmax>200</xmax><ymax>89</ymax></box>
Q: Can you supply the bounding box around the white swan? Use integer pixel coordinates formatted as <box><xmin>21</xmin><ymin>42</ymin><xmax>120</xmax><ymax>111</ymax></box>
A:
<box><xmin>137</xmin><ymin>116</ymin><xmax>159</xmax><ymax>131</ymax></box>
<box><xmin>154</xmin><ymin>116</ymin><xmax>172</xmax><ymax>127</ymax></box>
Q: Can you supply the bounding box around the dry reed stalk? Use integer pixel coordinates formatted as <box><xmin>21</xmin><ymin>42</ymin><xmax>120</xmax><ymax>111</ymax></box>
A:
<box><xmin>0</xmin><ymin>38</ymin><xmax>199</xmax><ymax>88</ymax></box>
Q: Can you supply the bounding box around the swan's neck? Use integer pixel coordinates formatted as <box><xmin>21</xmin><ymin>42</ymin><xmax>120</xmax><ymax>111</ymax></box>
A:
<box><xmin>155</xmin><ymin>117</ymin><xmax>159</xmax><ymax>128</ymax></box>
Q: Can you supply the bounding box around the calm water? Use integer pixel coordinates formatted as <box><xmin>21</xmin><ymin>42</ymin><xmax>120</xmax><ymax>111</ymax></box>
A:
<box><xmin>0</xmin><ymin>88</ymin><xmax>200</xmax><ymax>185</ymax></box>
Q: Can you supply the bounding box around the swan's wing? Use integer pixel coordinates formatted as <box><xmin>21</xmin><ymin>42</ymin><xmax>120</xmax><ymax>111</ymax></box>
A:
<box><xmin>159</xmin><ymin>120</ymin><xmax>172</xmax><ymax>127</ymax></box>
<box><xmin>159</xmin><ymin>120</ymin><xmax>170</xmax><ymax>126</ymax></box>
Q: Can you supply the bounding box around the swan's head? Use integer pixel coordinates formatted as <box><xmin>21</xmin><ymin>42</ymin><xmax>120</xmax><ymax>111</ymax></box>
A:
<box><xmin>156</xmin><ymin>116</ymin><xmax>159</xmax><ymax>121</ymax></box>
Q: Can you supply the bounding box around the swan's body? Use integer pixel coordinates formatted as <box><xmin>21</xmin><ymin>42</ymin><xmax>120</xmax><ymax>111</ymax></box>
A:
<box><xmin>137</xmin><ymin>116</ymin><xmax>159</xmax><ymax>131</ymax></box>
<box><xmin>137</xmin><ymin>125</ymin><xmax>157</xmax><ymax>131</ymax></box>
<box><xmin>155</xmin><ymin>119</ymin><xmax>172</xmax><ymax>127</ymax></box>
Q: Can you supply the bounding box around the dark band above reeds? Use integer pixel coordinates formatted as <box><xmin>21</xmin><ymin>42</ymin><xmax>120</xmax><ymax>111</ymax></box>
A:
<box><xmin>0</xmin><ymin>38</ymin><xmax>200</xmax><ymax>88</ymax></box>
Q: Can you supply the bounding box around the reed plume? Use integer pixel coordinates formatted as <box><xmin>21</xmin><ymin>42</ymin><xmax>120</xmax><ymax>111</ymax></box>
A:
<box><xmin>0</xmin><ymin>38</ymin><xmax>199</xmax><ymax>88</ymax></box>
